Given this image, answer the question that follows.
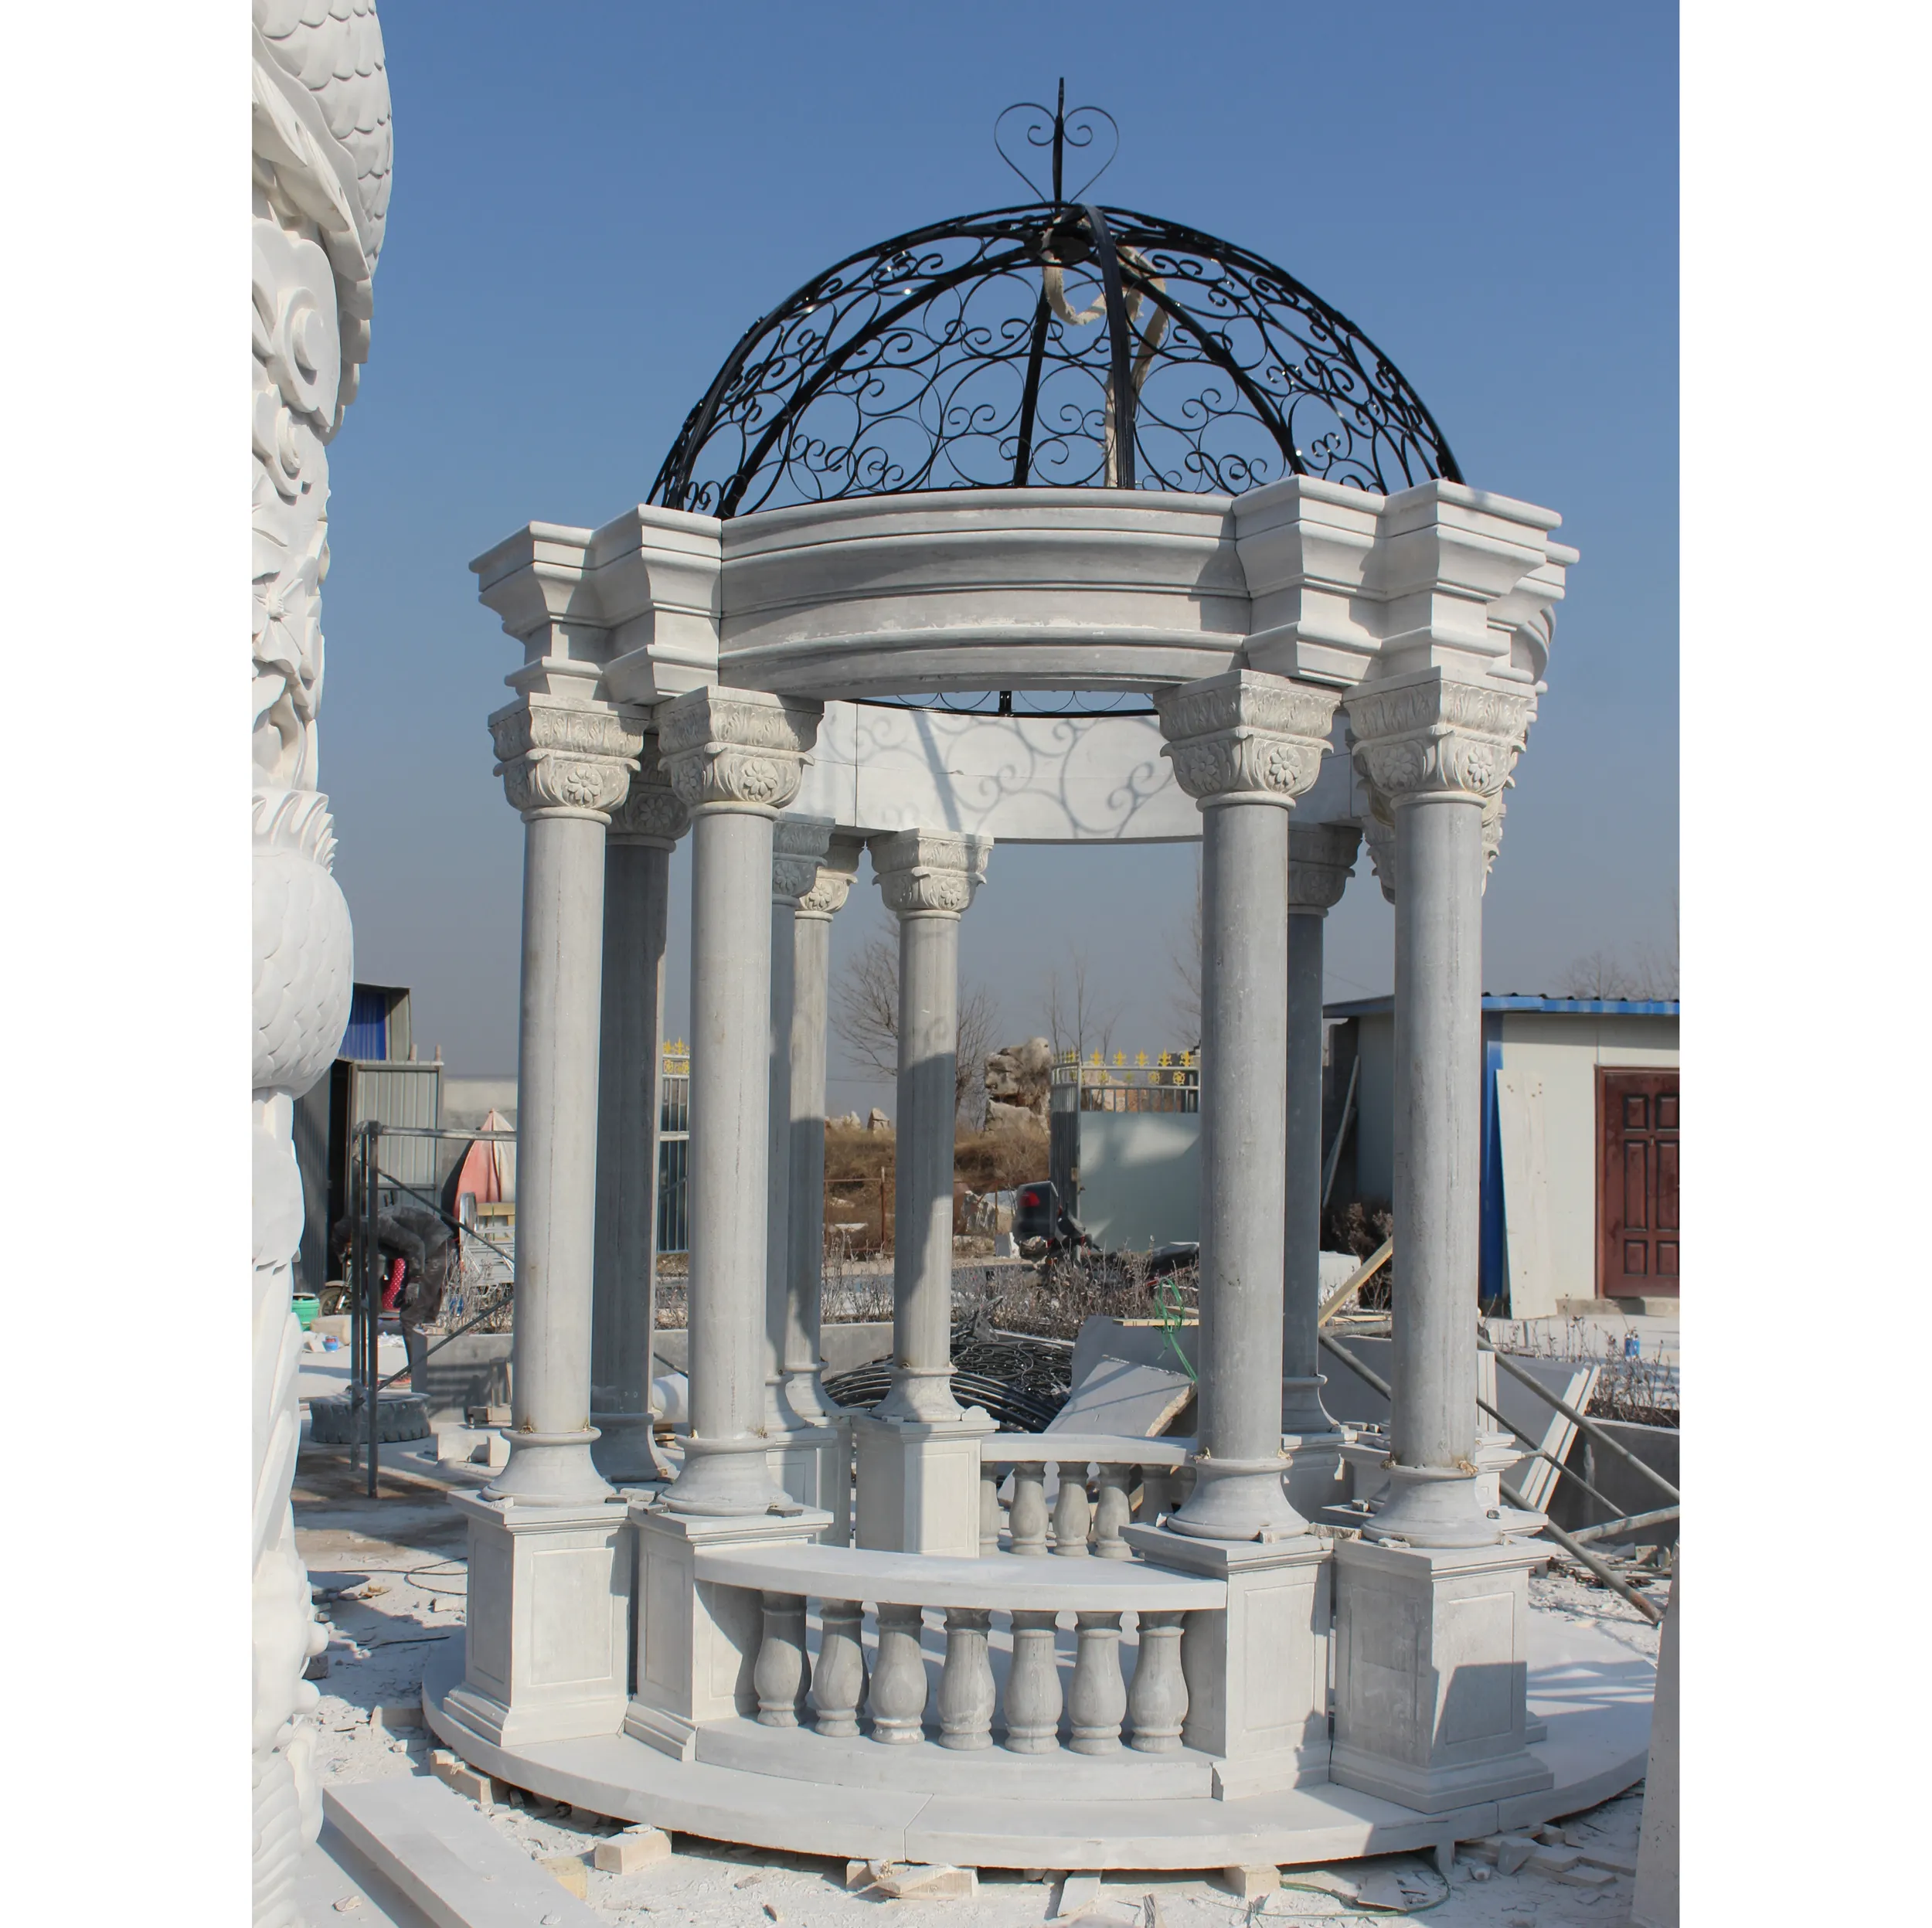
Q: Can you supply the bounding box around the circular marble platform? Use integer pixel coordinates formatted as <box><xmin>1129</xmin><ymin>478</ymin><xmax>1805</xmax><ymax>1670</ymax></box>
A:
<box><xmin>423</xmin><ymin>1604</ymin><xmax>1651</xmax><ymax>1872</ymax></box>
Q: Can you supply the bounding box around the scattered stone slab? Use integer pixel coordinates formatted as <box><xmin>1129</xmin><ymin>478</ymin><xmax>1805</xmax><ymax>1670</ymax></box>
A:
<box><xmin>1553</xmin><ymin>1863</ymin><xmax>1617</xmax><ymax>1889</ymax></box>
<box><xmin>1215</xmin><ymin>1865</ymin><xmax>1280</xmax><ymax>1900</ymax></box>
<box><xmin>1580</xmin><ymin>1848</ymin><xmax>1639</xmax><ymax>1876</ymax></box>
<box><xmin>370</xmin><ymin>1702</ymin><xmax>421</xmax><ymax>1736</ymax></box>
<box><xmin>1528</xmin><ymin>1845</ymin><xmax>1583</xmax><ymax>1875</ymax></box>
<box><xmin>1355</xmin><ymin>1866</ymin><xmax>1440</xmax><ymax>1913</ymax></box>
<box><xmin>1496</xmin><ymin>1835</ymin><xmax>1537</xmax><ymax>1875</ymax></box>
<box><xmin>847</xmin><ymin>1861</ymin><xmax>978</xmax><ymax>1901</ymax></box>
<box><xmin>540</xmin><ymin>1855</ymin><xmax>589</xmax><ymax>1898</ymax></box>
<box><xmin>594</xmin><ymin>1828</ymin><xmax>672</xmax><ymax>1874</ymax></box>
<box><xmin>1052</xmin><ymin>1872</ymin><xmax>1104</xmax><ymax>1919</ymax></box>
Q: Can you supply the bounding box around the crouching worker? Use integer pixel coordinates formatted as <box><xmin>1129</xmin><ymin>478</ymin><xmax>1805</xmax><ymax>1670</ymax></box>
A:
<box><xmin>328</xmin><ymin>1206</ymin><xmax>460</xmax><ymax>1394</ymax></box>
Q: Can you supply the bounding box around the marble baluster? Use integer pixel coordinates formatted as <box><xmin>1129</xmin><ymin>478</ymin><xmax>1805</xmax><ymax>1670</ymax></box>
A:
<box><xmin>810</xmin><ymin>1600</ymin><xmax>868</xmax><ymax>1737</ymax></box>
<box><xmin>1009</xmin><ymin>1469</ymin><xmax>1049</xmax><ymax>1556</ymax></box>
<box><xmin>1126</xmin><ymin>1610</ymin><xmax>1189</xmax><ymax>1752</ymax></box>
<box><xmin>867</xmin><ymin>1603</ymin><xmax>928</xmax><ymax>1744</ymax></box>
<box><xmin>937</xmin><ymin>1608</ymin><xmax>996</xmax><ymax>1749</ymax></box>
<box><xmin>1066</xmin><ymin>1611</ymin><xmax>1127</xmax><ymax>1754</ymax></box>
<box><xmin>753</xmin><ymin>1592</ymin><xmax>809</xmax><ymax>1727</ymax></box>
<box><xmin>1092</xmin><ymin>1464</ymin><xmax>1134</xmax><ymax>1559</ymax></box>
<box><xmin>1002</xmin><ymin>1610</ymin><xmax>1063</xmax><ymax>1753</ymax></box>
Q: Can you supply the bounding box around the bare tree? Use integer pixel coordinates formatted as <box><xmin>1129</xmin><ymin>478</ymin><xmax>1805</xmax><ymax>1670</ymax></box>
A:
<box><xmin>832</xmin><ymin>927</ymin><xmax>1000</xmax><ymax>1120</ymax></box>
<box><xmin>1044</xmin><ymin>942</ymin><xmax>1124</xmax><ymax>1065</ymax></box>
<box><xmin>1556</xmin><ymin>897</ymin><xmax>1679</xmax><ymax>1001</ymax></box>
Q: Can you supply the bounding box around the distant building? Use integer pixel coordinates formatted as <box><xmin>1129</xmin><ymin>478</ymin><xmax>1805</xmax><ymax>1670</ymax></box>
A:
<box><xmin>1324</xmin><ymin>995</ymin><xmax>1680</xmax><ymax>1313</ymax></box>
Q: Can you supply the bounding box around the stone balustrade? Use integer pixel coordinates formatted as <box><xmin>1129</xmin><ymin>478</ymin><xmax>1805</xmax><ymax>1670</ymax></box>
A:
<box><xmin>978</xmin><ymin>1433</ymin><xmax>1196</xmax><ymax>1559</ymax></box>
<box><xmin>692</xmin><ymin>1543</ymin><xmax>1223</xmax><ymax>1760</ymax></box>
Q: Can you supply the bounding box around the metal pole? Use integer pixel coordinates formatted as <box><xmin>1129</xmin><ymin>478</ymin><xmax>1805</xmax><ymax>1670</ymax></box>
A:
<box><xmin>1484</xmin><ymin>1343</ymin><xmax>1681</xmax><ymax>1506</ymax></box>
<box><xmin>1318</xmin><ymin>1330</ymin><xmax>1662</xmax><ymax>1625</ymax></box>
<box><xmin>1568</xmin><ymin>1506</ymin><xmax>1680</xmax><ymax>1547</ymax></box>
<box><xmin>364</xmin><ymin>1119</ymin><xmax>380</xmax><ymax>1498</ymax></box>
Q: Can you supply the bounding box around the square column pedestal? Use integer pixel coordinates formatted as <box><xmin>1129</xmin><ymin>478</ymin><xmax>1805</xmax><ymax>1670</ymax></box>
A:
<box><xmin>1329</xmin><ymin>1534</ymin><xmax>1554</xmax><ymax>1814</ymax></box>
<box><xmin>852</xmin><ymin>1410</ymin><xmax>996</xmax><ymax>1556</ymax></box>
<box><xmin>624</xmin><ymin>1503</ymin><xmax>832</xmax><ymax>1760</ymax></box>
<box><xmin>444</xmin><ymin>1491</ymin><xmax>634</xmax><ymax>1748</ymax></box>
<box><xmin>1123</xmin><ymin>1523</ymin><xmax>1332</xmax><ymax>1799</ymax></box>
<box><xmin>770</xmin><ymin>1420</ymin><xmax>850</xmax><ymax>1539</ymax></box>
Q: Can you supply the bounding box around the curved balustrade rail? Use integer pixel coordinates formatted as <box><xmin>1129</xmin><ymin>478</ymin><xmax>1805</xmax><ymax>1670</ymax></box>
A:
<box><xmin>978</xmin><ymin>1433</ymin><xmax>1196</xmax><ymax>1559</ymax></box>
<box><xmin>693</xmin><ymin>1544</ymin><xmax>1222</xmax><ymax>1760</ymax></box>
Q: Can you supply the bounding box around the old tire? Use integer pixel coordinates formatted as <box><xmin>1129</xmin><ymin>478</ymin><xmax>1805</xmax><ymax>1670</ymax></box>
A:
<box><xmin>308</xmin><ymin>1392</ymin><xmax>430</xmax><ymax>1445</ymax></box>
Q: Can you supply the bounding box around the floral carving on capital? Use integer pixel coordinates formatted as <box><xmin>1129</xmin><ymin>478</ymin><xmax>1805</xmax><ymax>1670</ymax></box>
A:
<box><xmin>1156</xmin><ymin>671</ymin><xmax>1339</xmax><ymax>809</ymax></box>
<box><xmin>772</xmin><ymin>818</ymin><xmax>835</xmax><ymax>904</ymax></box>
<box><xmin>659</xmin><ymin>689</ymin><xmax>821</xmax><ymax>814</ymax></box>
<box><xmin>607</xmin><ymin>738</ymin><xmax>689</xmax><ymax>847</ymax></box>
<box><xmin>1345</xmin><ymin>676</ymin><xmax>1532</xmax><ymax>808</ymax></box>
<box><xmin>1287</xmin><ymin>821</ymin><xmax>1360</xmax><ymax>913</ymax></box>
<box><xmin>871</xmin><ymin>830</ymin><xmax>992</xmax><ymax>920</ymax></box>
<box><xmin>489</xmin><ymin>698</ymin><xmax>644</xmax><ymax>822</ymax></box>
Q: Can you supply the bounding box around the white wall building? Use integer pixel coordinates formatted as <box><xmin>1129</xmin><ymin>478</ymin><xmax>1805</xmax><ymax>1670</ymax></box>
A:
<box><xmin>1325</xmin><ymin>994</ymin><xmax>1679</xmax><ymax>1314</ymax></box>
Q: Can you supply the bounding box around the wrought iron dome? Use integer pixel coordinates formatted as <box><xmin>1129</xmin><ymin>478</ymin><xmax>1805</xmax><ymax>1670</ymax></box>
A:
<box><xmin>649</xmin><ymin>87</ymin><xmax>1461</xmax><ymax>521</ymax></box>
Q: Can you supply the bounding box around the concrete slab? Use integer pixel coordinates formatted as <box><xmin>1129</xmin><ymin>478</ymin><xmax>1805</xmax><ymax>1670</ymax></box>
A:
<box><xmin>1047</xmin><ymin>1358</ymin><xmax>1195</xmax><ymax>1437</ymax></box>
<box><xmin>325</xmin><ymin>1773</ymin><xmax>606</xmax><ymax>1926</ymax></box>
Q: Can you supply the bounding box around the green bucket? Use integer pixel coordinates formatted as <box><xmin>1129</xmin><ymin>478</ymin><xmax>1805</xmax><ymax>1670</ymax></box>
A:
<box><xmin>291</xmin><ymin>1294</ymin><xmax>321</xmax><ymax>1331</ymax></box>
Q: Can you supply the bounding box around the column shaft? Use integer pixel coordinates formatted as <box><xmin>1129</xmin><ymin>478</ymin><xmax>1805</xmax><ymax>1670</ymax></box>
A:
<box><xmin>590</xmin><ymin>840</ymin><xmax>671</xmax><ymax>1482</ymax></box>
<box><xmin>1281</xmin><ymin>908</ymin><xmax>1331</xmax><ymax>1418</ymax></box>
<box><xmin>672</xmin><ymin>805</ymin><xmax>786</xmax><ymax>1511</ymax></box>
<box><xmin>492</xmin><ymin>810</ymin><xmax>614</xmax><ymax>1502</ymax></box>
<box><xmin>1191</xmin><ymin>799</ymin><xmax>1292</xmax><ymax>1470</ymax></box>
<box><xmin>785</xmin><ymin>906</ymin><xmax>838</xmax><ymax>1416</ymax></box>
<box><xmin>764</xmin><ymin>889</ymin><xmax>799</xmax><ymax>1426</ymax></box>
<box><xmin>1390</xmin><ymin>794</ymin><xmax>1485</xmax><ymax>1474</ymax></box>
<box><xmin>881</xmin><ymin>910</ymin><xmax>961</xmax><ymax>1420</ymax></box>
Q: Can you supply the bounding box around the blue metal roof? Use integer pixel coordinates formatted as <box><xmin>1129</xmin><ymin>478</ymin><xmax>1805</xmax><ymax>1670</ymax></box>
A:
<box><xmin>1324</xmin><ymin>994</ymin><xmax>1679</xmax><ymax>1019</ymax></box>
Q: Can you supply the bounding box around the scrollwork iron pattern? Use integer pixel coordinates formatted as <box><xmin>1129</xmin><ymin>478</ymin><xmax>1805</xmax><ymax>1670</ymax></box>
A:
<box><xmin>856</xmin><ymin>689</ymin><xmax>1158</xmax><ymax>719</ymax></box>
<box><xmin>649</xmin><ymin>202</ymin><xmax>1460</xmax><ymax>519</ymax></box>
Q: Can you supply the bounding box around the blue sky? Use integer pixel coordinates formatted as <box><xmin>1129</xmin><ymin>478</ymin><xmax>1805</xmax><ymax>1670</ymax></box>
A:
<box><xmin>319</xmin><ymin>2</ymin><xmax>1679</xmax><ymax>1106</ymax></box>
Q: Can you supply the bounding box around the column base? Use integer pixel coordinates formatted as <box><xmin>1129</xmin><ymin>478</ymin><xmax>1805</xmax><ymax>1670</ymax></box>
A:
<box><xmin>444</xmin><ymin>1491</ymin><xmax>632</xmax><ymax>1748</ymax></box>
<box><xmin>852</xmin><ymin>1408</ymin><xmax>995</xmax><ymax>1556</ymax></box>
<box><xmin>1124</xmin><ymin>1522</ymin><xmax>1332</xmax><ymax>1798</ymax></box>
<box><xmin>1163</xmin><ymin>1456</ymin><xmax>1309</xmax><ymax>1544</ymax></box>
<box><xmin>660</xmin><ymin>1434</ymin><xmax>798</xmax><ymax>1518</ymax></box>
<box><xmin>624</xmin><ymin>1502</ymin><xmax>832</xmax><ymax>1757</ymax></box>
<box><xmin>590</xmin><ymin>1412</ymin><xmax>672</xmax><ymax>1487</ymax></box>
<box><xmin>767</xmin><ymin>1418</ymin><xmax>849</xmax><ymax>1530</ymax></box>
<box><xmin>870</xmin><ymin>1365</ymin><xmax>967</xmax><ymax>1426</ymax></box>
<box><xmin>1361</xmin><ymin>1465</ymin><xmax>1503</xmax><ymax>1549</ymax></box>
<box><xmin>1281</xmin><ymin>1428</ymin><xmax>1347</xmax><ymax>1520</ymax></box>
<box><xmin>483</xmin><ymin>1428</ymin><xmax>614</xmax><ymax>1506</ymax></box>
<box><xmin>1329</xmin><ymin>1533</ymin><xmax>1553</xmax><ymax>1815</ymax></box>
<box><xmin>781</xmin><ymin>1364</ymin><xmax>844</xmax><ymax>1426</ymax></box>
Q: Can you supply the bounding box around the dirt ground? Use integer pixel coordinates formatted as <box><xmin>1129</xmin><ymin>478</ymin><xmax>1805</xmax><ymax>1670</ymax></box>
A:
<box><xmin>294</xmin><ymin>1443</ymin><xmax>1661</xmax><ymax>1928</ymax></box>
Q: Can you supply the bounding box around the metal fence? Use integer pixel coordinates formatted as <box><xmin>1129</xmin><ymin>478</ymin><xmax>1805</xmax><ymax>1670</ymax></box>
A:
<box><xmin>1050</xmin><ymin>1049</ymin><xmax>1200</xmax><ymax>1114</ymax></box>
<box><xmin>658</xmin><ymin>1042</ymin><xmax>691</xmax><ymax>1255</ymax></box>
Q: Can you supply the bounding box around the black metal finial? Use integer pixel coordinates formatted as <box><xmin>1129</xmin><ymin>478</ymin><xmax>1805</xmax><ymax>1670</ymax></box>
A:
<box><xmin>995</xmin><ymin>84</ymin><xmax>1118</xmax><ymax>206</ymax></box>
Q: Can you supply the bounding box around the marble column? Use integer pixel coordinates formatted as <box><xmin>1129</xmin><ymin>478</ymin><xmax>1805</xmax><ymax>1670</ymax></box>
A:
<box><xmin>761</xmin><ymin>816</ymin><xmax>847</xmax><ymax>1513</ymax></box>
<box><xmin>1281</xmin><ymin>821</ymin><xmax>1360</xmax><ymax>1515</ymax></box>
<box><xmin>485</xmin><ymin>695</ymin><xmax>644</xmax><ymax>1504</ymax></box>
<box><xmin>657</xmin><ymin>689</ymin><xmax>821</xmax><ymax>1516</ymax></box>
<box><xmin>1153</xmin><ymin>670</ymin><xmax>1339</xmax><ymax>1543</ymax></box>
<box><xmin>590</xmin><ymin>735</ymin><xmax>688</xmax><ymax>1486</ymax></box>
<box><xmin>852</xmin><ymin>830</ymin><xmax>995</xmax><ymax>1555</ymax></box>
<box><xmin>1344</xmin><ymin>670</ymin><xmax>1530</xmax><ymax>1548</ymax></box>
<box><xmin>784</xmin><ymin>835</ymin><xmax>866</xmax><ymax>1423</ymax></box>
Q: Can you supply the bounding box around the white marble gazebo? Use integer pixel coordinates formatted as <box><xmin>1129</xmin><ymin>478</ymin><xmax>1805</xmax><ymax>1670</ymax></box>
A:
<box><xmin>423</xmin><ymin>117</ymin><xmax>1643</xmax><ymax>1868</ymax></box>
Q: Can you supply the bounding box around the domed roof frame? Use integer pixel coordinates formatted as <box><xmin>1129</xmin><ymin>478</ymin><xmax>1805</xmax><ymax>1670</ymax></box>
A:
<box><xmin>650</xmin><ymin>89</ymin><xmax>1463</xmax><ymax>521</ymax></box>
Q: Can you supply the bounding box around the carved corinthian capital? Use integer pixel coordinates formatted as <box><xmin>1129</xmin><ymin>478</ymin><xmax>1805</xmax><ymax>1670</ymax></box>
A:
<box><xmin>658</xmin><ymin>687</ymin><xmax>821</xmax><ymax>814</ymax></box>
<box><xmin>1155</xmin><ymin>669</ymin><xmax>1340</xmax><ymax>810</ymax></box>
<box><xmin>607</xmin><ymin>733</ymin><xmax>689</xmax><ymax>847</ymax></box>
<box><xmin>798</xmin><ymin>834</ymin><xmax>866</xmax><ymax>921</ymax></box>
<box><xmin>772</xmin><ymin>816</ymin><xmax>836</xmax><ymax>903</ymax></box>
<box><xmin>870</xmin><ymin>829</ymin><xmax>992</xmax><ymax>919</ymax></box>
<box><xmin>1287</xmin><ymin>821</ymin><xmax>1361</xmax><ymax>914</ymax></box>
<box><xmin>1362</xmin><ymin>815</ymin><xmax>1398</xmax><ymax>904</ymax></box>
<box><xmin>489</xmin><ymin>695</ymin><xmax>644</xmax><ymax>821</ymax></box>
<box><xmin>1344</xmin><ymin>672</ymin><xmax>1532</xmax><ymax>811</ymax></box>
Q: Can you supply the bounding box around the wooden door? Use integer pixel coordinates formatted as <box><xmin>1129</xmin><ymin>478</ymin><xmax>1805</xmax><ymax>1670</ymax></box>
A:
<box><xmin>1597</xmin><ymin>1069</ymin><xmax>1680</xmax><ymax>1297</ymax></box>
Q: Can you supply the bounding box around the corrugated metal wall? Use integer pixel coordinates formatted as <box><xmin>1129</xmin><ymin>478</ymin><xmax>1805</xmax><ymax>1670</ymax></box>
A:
<box><xmin>349</xmin><ymin>1062</ymin><xmax>443</xmax><ymax>1202</ymax></box>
